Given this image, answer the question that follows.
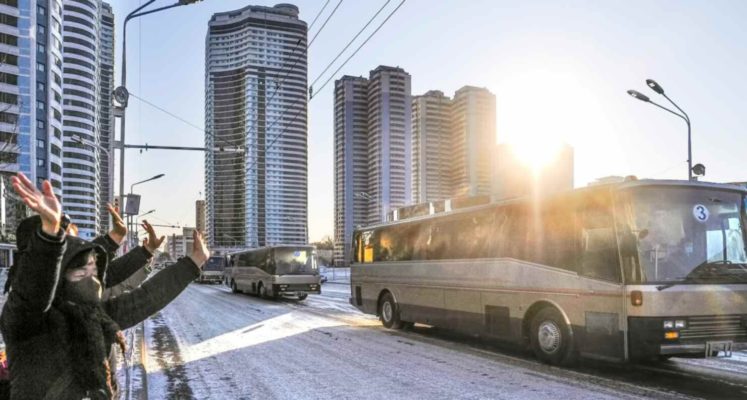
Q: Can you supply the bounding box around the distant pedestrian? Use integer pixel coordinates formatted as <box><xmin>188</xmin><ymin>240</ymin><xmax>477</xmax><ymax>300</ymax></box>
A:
<box><xmin>0</xmin><ymin>172</ymin><xmax>209</xmax><ymax>400</ymax></box>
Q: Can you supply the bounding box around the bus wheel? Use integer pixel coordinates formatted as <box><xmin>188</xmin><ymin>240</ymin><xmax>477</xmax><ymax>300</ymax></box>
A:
<box><xmin>231</xmin><ymin>280</ymin><xmax>240</xmax><ymax>294</ymax></box>
<box><xmin>298</xmin><ymin>293</ymin><xmax>308</xmax><ymax>301</ymax></box>
<box><xmin>379</xmin><ymin>292</ymin><xmax>403</xmax><ymax>329</ymax></box>
<box><xmin>530</xmin><ymin>307</ymin><xmax>575</xmax><ymax>365</ymax></box>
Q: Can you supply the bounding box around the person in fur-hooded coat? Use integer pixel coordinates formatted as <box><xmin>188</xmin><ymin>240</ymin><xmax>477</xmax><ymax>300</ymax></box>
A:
<box><xmin>0</xmin><ymin>173</ymin><xmax>209</xmax><ymax>400</ymax></box>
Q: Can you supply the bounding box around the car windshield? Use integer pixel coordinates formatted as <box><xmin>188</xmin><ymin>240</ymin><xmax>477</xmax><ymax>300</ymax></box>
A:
<box><xmin>619</xmin><ymin>186</ymin><xmax>747</xmax><ymax>284</ymax></box>
<box><xmin>274</xmin><ymin>248</ymin><xmax>316</xmax><ymax>275</ymax></box>
<box><xmin>204</xmin><ymin>256</ymin><xmax>225</xmax><ymax>271</ymax></box>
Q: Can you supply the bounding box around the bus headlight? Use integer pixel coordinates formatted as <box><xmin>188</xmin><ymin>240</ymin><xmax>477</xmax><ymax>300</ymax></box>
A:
<box><xmin>663</xmin><ymin>320</ymin><xmax>686</xmax><ymax>329</ymax></box>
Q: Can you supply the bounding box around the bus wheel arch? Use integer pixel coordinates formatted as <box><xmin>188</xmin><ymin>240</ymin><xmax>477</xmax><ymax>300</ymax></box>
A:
<box><xmin>377</xmin><ymin>290</ymin><xmax>403</xmax><ymax>329</ymax></box>
<box><xmin>523</xmin><ymin>301</ymin><xmax>576</xmax><ymax>365</ymax></box>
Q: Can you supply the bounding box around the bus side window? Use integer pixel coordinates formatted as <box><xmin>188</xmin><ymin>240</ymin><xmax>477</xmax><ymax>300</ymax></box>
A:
<box><xmin>542</xmin><ymin>202</ymin><xmax>580</xmax><ymax>272</ymax></box>
<box><xmin>578</xmin><ymin>196</ymin><xmax>621</xmax><ymax>282</ymax></box>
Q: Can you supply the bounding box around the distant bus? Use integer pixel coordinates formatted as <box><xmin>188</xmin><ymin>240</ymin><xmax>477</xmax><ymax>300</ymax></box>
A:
<box><xmin>197</xmin><ymin>256</ymin><xmax>226</xmax><ymax>284</ymax></box>
<box><xmin>351</xmin><ymin>179</ymin><xmax>747</xmax><ymax>364</ymax></box>
<box><xmin>224</xmin><ymin>245</ymin><xmax>321</xmax><ymax>300</ymax></box>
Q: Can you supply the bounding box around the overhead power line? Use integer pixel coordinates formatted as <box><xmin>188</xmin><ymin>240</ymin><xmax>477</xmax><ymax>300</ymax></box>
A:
<box><xmin>311</xmin><ymin>0</ymin><xmax>407</xmax><ymax>99</ymax></box>
<box><xmin>309</xmin><ymin>0</ymin><xmax>392</xmax><ymax>90</ymax></box>
<box><xmin>245</xmin><ymin>0</ymin><xmax>407</xmax><ymax>174</ymax></box>
<box><xmin>308</xmin><ymin>0</ymin><xmax>344</xmax><ymax>48</ymax></box>
<box><xmin>307</xmin><ymin>0</ymin><xmax>332</xmax><ymax>31</ymax></box>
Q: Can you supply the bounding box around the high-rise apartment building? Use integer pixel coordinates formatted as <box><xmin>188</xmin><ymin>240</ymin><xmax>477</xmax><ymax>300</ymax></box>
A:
<box><xmin>61</xmin><ymin>0</ymin><xmax>102</xmax><ymax>239</ymax></box>
<box><xmin>366</xmin><ymin>66</ymin><xmax>411</xmax><ymax>225</ymax></box>
<box><xmin>332</xmin><ymin>66</ymin><xmax>412</xmax><ymax>266</ymax></box>
<box><xmin>205</xmin><ymin>4</ymin><xmax>308</xmax><ymax>251</ymax></box>
<box><xmin>97</xmin><ymin>1</ymin><xmax>113</xmax><ymax>235</ymax></box>
<box><xmin>450</xmin><ymin>86</ymin><xmax>496</xmax><ymax>198</ymax></box>
<box><xmin>0</xmin><ymin>0</ymin><xmax>65</xmax><ymax>234</ymax></box>
<box><xmin>333</xmin><ymin>75</ymin><xmax>369</xmax><ymax>266</ymax></box>
<box><xmin>411</xmin><ymin>90</ymin><xmax>452</xmax><ymax>203</ymax></box>
<box><xmin>195</xmin><ymin>199</ymin><xmax>205</xmax><ymax>234</ymax></box>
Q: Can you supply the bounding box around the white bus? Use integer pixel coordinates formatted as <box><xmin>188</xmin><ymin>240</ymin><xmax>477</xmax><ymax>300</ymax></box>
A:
<box><xmin>351</xmin><ymin>179</ymin><xmax>747</xmax><ymax>364</ymax></box>
<box><xmin>196</xmin><ymin>256</ymin><xmax>225</xmax><ymax>284</ymax></box>
<box><xmin>224</xmin><ymin>245</ymin><xmax>321</xmax><ymax>300</ymax></box>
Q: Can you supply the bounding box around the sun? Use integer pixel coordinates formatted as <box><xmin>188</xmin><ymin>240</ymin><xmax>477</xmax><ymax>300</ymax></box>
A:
<box><xmin>507</xmin><ymin>138</ymin><xmax>565</xmax><ymax>174</ymax></box>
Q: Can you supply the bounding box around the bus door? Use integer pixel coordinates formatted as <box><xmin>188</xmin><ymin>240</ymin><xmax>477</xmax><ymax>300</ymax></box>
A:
<box><xmin>576</xmin><ymin>193</ymin><xmax>626</xmax><ymax>361</ymax></box>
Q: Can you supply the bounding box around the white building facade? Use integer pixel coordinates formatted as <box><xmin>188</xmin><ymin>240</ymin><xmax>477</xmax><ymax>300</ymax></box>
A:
<box><xmin>206</xmin><ymin>4</ymin><xmax>308</xmax><ymax>251</ymax></box>
<box><xmin>61</xmin><ymin>0</ymin><xmax>101</xmax><ymax>239</ymax></box>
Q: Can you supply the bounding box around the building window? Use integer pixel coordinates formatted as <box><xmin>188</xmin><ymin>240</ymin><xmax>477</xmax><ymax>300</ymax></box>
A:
<box><xmin>37</xmin><ymin>43</ymin><xmax>45</xmax><ymax>53</ymax></box>
<box><xmin>0</xmin><ymin>33</ymin><xmax>17</xmax><ymax>47</ymax></box>
<box><xmin>0</xmin><ymin>53</ymin><xmax>17</xmax><ymax>66</ymax></box>
<box><xmin>37</xmin><ymin>139</ymin><xmax>45</xmax><ymax>149</ymax></box>
<box><xmin>37</xmin><ymin>81</ymin><xmax>45</xmax><ymax>92</ymax></box>
<box><xmin>0</xmin><ymin>13</ymin><xmax>18</xmax><ymax>28</ymax></box>
<box><xmin>37</xmin><ymin>63</ymin><xmax>45</xmax><ymax>73</ymax></box>
<box><xmin>36</xmin><ymin>100</ymin><xmax>44</xmax><ymax>111</ymax></box>
<box><xmin>37</xmin><ymin>5</ymin><xmax>46</xmax><ymax>16</ymax></box>
<box><xmin>37</xmin><ymin>158</ymin><xmax>44</xmax><ymax>167</ymax></box>
<box><xmin>37</xmin><ymin>25</ymin><xmax>45</xmax><ymax>37</ymax></box>
<box><xmin>51</xmin><ymin>19</ymin><xmax>61</xmax><ymax>35</ymax></box>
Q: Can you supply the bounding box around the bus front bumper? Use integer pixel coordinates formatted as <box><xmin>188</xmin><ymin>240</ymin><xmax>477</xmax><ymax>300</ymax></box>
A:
<box><xmin>629</xmin><ymin>316</ymin><xmax>747</xmax><ymax>360</ymax></box>
<box><xmin>273</xmin><ymin>283</ymin><xmax>321</xmax><ymax>295</ymax></box>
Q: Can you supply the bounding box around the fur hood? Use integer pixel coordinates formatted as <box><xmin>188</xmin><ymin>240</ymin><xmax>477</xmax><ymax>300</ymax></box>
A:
<box><xmin>60</xmin><ymin>235</ymin><xmax>109</xmax><ymax>284</ymax></box>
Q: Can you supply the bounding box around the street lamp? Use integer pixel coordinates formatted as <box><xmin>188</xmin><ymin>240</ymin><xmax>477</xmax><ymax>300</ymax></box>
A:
<box><xmin>116</xmin><ymin>0</ymin><xmax>203</xmax><ymax>224</ymax></box>
<box><xmin>132</xmin><ymin>209</ymin><xmax>155</xmax><ymax>247</ymax></box>
<box><xmin>126</xmin><ymin>174</ymin><xmax>165</xmax><ymax>250</ymax></box>
<box><xmin>71</xmin><ymin>135</ymin><xmax>110</xmax><ymax>159</ymax></box>
<box><xmin>627</xmin><ymin>79</ymin><xmax>696</xmax><ymax>180</ymax></box>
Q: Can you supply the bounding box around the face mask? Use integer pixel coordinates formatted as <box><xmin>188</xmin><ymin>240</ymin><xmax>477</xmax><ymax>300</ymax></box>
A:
<box><xmin>63</xmin><ymin>276</ymin><xmax>102</xmax><ymax>305</ymax></box>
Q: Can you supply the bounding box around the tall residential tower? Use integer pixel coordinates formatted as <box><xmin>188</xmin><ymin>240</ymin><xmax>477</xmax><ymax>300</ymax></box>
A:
<box><xmin>366</xmin><ymin>66</ymin><xmax>411</xmax><ymax>225</ymax></box>
<box><xmin>333</xmin><ymin>75</ymin><xmax>369</xmax><ymax>266</ymax></box>
<box><xmin>450</xmin><ymin>86</ymin><xmax>496</xmax><ymax>198</ymax></box>
<box><xmin>206</xmin><ymin>4</ymin><xmax>308</xmax><ymax>251</ymax></box>
<box><xmin>411</xmin><ymin>90</ymin><xmax>452</xmax><ymax>203</ymax></box>
<box><xmin>61</xmin><ymin>0</ymin><xmax>102</xmax><ymax>239</ymax></box>
<box><xmin>332</xmin><ymin>66</ymin><xmax>413</xmax><ymax>266</ymax></box>
<box><xmin>97</xmin><ymin>1</ymin><xmax>114</xmax><ymax>235</ymax></box>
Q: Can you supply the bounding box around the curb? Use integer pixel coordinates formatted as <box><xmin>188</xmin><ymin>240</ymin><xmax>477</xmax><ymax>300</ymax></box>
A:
<box><xmin>124</xmin><ymin>322</ymin><xmax>148</xmax><ymax>400</ymax></box>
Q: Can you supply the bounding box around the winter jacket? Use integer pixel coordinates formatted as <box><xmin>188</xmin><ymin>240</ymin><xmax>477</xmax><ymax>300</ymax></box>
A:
<box><xmin>0</xmin><ymin>227</ymin><xmax>199</xmax><ymax>399</ymax></box>
<box><xmin>91</xmin><ymin>234</ymin><xmax>153</xmax><ymax>291</ymax></box>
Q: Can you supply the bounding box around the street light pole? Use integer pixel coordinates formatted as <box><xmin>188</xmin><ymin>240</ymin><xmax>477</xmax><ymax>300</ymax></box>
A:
<box><xmin>628</xmin><ymin>79</ymin><xmax>694</xmax><ymax>181</ymax></box>
<box><xmin>116</xmin><ymin>1</ymin><xmax>203</xmax><ymax>237</ymax></box>
<box><xmin>126</xmin><ymin>174</ymin><xmax>165</xmax><ymax>250</ymax></box>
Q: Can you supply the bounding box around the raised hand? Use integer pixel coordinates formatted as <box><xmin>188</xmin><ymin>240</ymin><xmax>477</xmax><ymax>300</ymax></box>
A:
<box><xmin>189</xmin><ymin>230</ymin><xmax>210</xmax><ymax>268</ymax></box>
<box><xmin>107</xmin><ymin>203</ymin><xmax>127</xmax><ymax>244</ymax></box>
<box><xmin>11</xmin><ymin>172</ymin><xmax>61</xmax><ymax>235</ymax></box>
<box><xmin>141</xmin><ymin>220</ymin><xmax>165</xmax><ymax>254</ymax></box>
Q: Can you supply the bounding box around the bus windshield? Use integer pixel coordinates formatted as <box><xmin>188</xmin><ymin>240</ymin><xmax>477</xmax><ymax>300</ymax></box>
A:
<box><xmin>204</xmin><ymin>256</ymin><xmax>225</xmax><ymax>271</ymax></box>
<box><xmin>274</xmin><ymin>248</ymin><xmax>316</xmax><ymax>275</ymax></box>
<box><xmin>621</xmin><ymin>187</ymin><xmax>747</xmax><ymax>284</ymax></box>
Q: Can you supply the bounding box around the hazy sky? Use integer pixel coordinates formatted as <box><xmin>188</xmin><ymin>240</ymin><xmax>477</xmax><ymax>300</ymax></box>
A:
<box><xmin>105</xmin><ymin>0</ymin><xmax>747</xmax><ymax>243</ymax></box>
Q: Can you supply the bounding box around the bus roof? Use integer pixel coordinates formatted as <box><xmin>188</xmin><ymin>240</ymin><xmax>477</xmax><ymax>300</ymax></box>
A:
<box><xmin>226</xmin><ymin>244</ymin><xmax>316</xmax><ymax>255</ymax></box>
<box><xmin>355</xmin><ymin>179</ymin><xmax>747</xmax><ymax>232</ymax></box>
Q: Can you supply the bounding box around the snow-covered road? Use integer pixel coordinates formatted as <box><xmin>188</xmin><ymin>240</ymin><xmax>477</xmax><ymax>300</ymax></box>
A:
<box><xmin>144</xmin><ymin>282</ymin><xmax>747</xmax><ymax>399</ymax></box>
